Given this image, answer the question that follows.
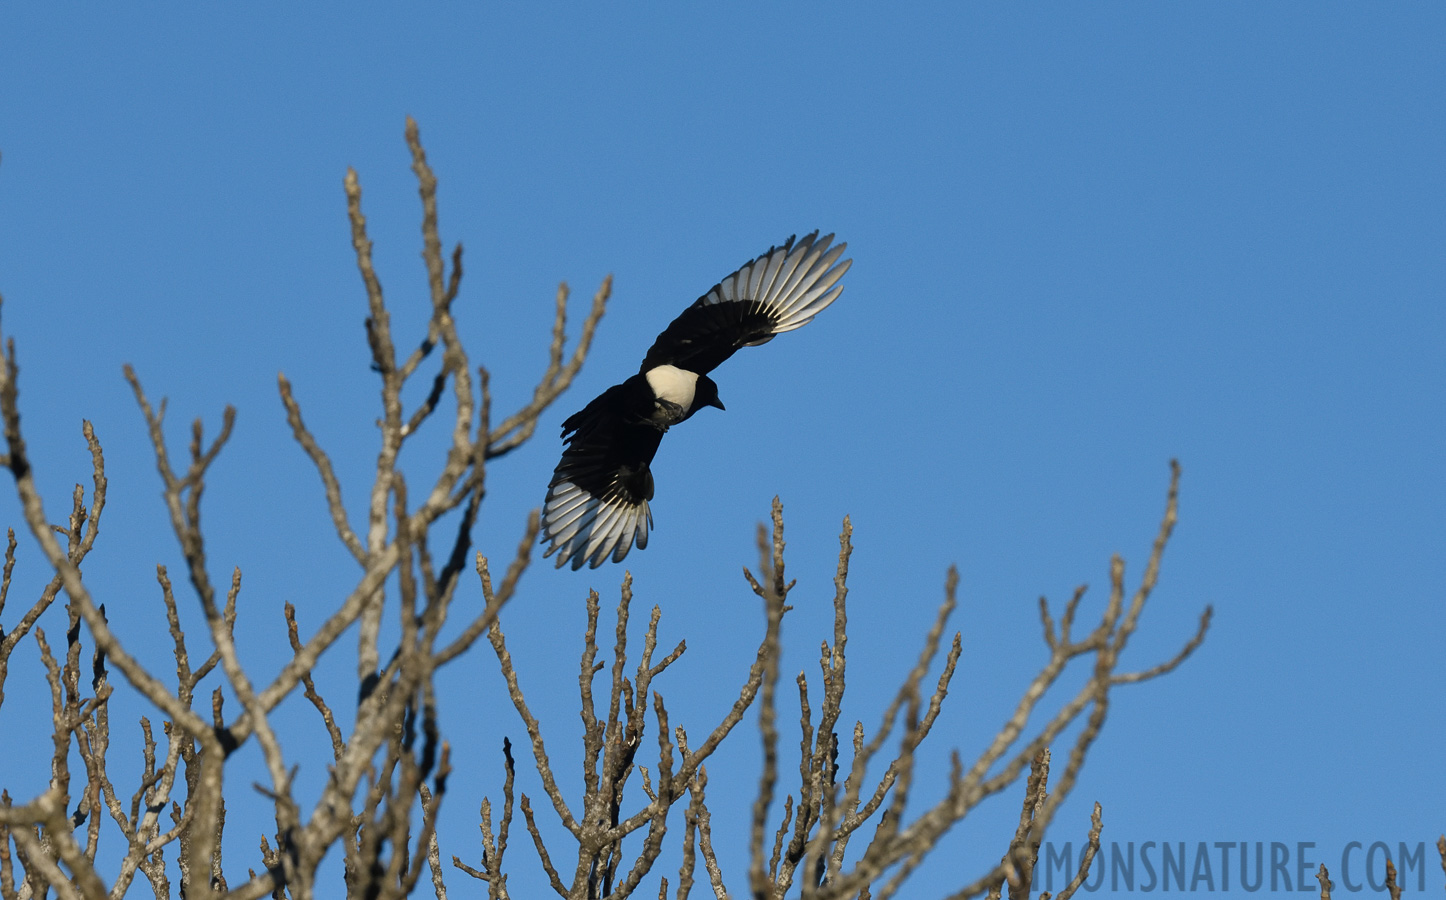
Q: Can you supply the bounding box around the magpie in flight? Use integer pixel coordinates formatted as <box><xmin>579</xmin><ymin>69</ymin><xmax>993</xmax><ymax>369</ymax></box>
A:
<box><xmin>542</xmin><ymin>232</ymin><xmax>851</xmax><ymax>570</ymax></box>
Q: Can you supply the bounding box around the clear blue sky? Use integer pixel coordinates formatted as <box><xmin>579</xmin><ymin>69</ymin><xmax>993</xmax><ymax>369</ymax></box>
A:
<box><xmin>0</xmin><ymin>5</ymin><xmax>1442</xmax><ymax>896</ymax></box>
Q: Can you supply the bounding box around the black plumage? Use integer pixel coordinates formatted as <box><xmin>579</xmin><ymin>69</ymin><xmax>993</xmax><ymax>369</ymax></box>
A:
<box><xmin>542</xmin><ymin>231</ymin><xmax>851</xmax><ymax>569</ymax></box>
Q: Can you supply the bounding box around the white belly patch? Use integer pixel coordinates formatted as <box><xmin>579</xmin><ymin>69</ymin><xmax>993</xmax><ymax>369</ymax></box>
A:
<box><xmin>644</xmin><ymin>364</ymin><xmax>698</xmax><ymax>410</ymax></box>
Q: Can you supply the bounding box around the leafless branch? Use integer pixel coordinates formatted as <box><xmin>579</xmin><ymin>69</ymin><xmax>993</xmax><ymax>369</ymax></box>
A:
<box><xmin>0</xmin><ymin>123</ymin><xmax>1209</xmax><ymax>900</ymax></box>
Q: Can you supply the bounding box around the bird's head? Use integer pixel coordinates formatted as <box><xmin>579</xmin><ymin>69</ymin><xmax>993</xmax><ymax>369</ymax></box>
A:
<box><xmin>694</xmin><ymin>374</ymin><xmax>725</xmax><ymax>412</ymax></box>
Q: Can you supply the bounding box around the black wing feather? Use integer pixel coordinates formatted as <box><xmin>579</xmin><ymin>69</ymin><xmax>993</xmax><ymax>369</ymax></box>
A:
<box><xmin>640</xmin><ymin>231</ymin><xmax>851</xmax><ymax>375</ymax></box>
<box><xmin>639</xmin><ymin>302</ymin><xmax>779</xmax><ymax>374</ymax></box>
<box><xmin>542</xmin><ymin>381</ymin><xmax>662</xmax><ymax>569</ymax></box>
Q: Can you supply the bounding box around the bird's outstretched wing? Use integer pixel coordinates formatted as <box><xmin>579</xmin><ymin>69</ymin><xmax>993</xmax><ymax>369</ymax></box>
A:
<box><xmin>542</xmin><ymin>384</ymin><xmax>662</xmax><ymax>569</ymax></box>
<box><xmin>640</xmin><ymin>231</ymin><xmax>852</xmax><ymax>375</ymax></box>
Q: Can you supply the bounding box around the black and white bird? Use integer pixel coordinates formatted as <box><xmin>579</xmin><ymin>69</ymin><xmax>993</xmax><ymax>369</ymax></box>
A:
<box><xmin>542</xmin><ymin>231</ymin><xmax>851</xmax><ymax>570</ymax></box>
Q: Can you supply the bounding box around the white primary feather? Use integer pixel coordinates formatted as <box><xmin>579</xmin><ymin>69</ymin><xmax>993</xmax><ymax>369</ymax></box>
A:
<box><xmin>698</xmin><ymin>232</ymin><xmax>852</xmax><ymax>336</ymax></box>
<box><xmin>584</xmin><ymin>499</ymin><xmax>628</xmax><ymax>566</ymax></box>
<box><xmin>543</xmin><ymin>479</ymin><xmax>651</xmax><ymax>569</ymax></box>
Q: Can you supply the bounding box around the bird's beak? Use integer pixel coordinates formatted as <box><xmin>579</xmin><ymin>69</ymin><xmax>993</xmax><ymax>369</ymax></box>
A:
<box><xmin>709</xmin><ymin>396</ymin><xmax>726</xmax><ymax>411</ymax></box>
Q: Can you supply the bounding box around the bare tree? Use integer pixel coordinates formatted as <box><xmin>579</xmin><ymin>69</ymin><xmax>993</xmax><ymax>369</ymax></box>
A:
<box><xmin>0</xmin><ymin>121</ymin><xmax>1246</xmax><ymax>900</ymax></box>
<box><xmin>458</xmin><ymin>478</ymin><xmax>1206</xmax><ymax>900</ymax></box>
